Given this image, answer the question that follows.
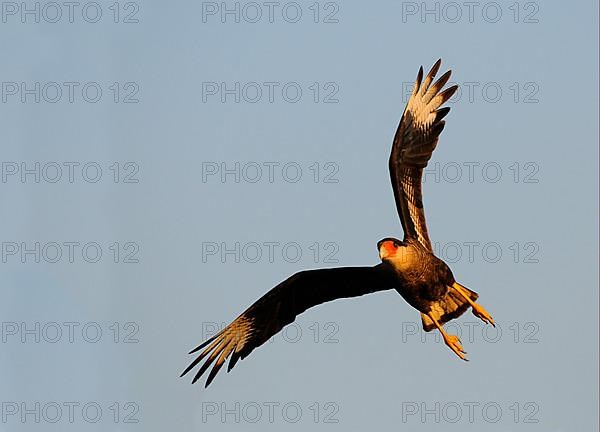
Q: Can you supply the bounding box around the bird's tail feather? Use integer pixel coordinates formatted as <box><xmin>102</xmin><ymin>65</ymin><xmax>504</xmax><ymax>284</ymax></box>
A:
<box><xmin>421</xmin><ymin>283</ymin><xmax>478</xmax><ymax>332</ymax></box>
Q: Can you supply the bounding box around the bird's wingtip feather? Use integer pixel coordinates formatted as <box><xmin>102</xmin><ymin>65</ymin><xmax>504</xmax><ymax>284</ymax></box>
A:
<box><xmin>188</xmin><ymin>335</ymin><xmax>217</xmax><ymax>354</ymax></box>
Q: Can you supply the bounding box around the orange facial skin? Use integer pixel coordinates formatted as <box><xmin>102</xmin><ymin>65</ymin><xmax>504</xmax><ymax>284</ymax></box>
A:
<box><xmin>379</xmin><ymin>240</ymin><xmax>398</xmax><ymax>259</ymax></box>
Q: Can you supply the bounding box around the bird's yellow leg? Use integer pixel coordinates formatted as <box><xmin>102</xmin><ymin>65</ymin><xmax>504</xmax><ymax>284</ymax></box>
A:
<box><xmin>452</xmin><ymin>282</ymin><xmax>495</xmax><ymax>327</ymax></box>
<box><xmin>427</xmin><ymin>312</ymin><xmax>468</xmax><ymax>361</ymax></box>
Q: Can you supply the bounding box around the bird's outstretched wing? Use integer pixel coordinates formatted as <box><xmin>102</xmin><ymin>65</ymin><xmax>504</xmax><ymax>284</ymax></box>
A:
<box><xmin>181</xmin><ymin>264</ymin><xmax>396</xmax><ymax>387</ymax></box>
<box><xmin>389</xmin><ymin>59</ymin><xmax>458</xmax><ymax>251</ymax></box>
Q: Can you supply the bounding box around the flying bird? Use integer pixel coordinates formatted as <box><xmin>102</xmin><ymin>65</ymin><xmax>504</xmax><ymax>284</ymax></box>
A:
<box><xmin>182</xmin><ymin>59</ymin><xmax>495</xmax><ymax>387</ymax></box>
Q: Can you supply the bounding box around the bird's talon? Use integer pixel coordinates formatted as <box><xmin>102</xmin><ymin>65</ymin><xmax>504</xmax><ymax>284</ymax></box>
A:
<box><xmin>472</xmin><ymin>304</ymin><xmax>494</xmax><ymax>326</ymax></box>
<box><xmin>444</xmin><ymin>334</ymin><xmax>468</xmax><ymax>361</ymax></box>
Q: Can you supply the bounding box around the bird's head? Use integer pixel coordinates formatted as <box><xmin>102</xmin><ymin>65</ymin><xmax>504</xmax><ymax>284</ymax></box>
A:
<box><xmin>377</xmin><ymin>237</ymin><xmax>404</xmax><ymax>261</ymax></box>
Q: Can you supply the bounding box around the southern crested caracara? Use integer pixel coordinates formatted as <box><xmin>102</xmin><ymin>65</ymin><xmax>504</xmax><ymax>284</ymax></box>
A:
<box><xmin>182</xmin><ymin>59</ymin><xmax>495</xmax><ymax>387</ymax></box>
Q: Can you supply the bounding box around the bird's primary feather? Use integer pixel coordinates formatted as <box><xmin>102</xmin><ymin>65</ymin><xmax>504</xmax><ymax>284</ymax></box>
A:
<box><xmin>389</xmin><ymin>59</ymin><xmax>458</xmax><ymax>251</ymax></box>
<box><xmin>181</xmin><ymin>265</ymin><xmax>397</xmax><ymax>387</ymax></box>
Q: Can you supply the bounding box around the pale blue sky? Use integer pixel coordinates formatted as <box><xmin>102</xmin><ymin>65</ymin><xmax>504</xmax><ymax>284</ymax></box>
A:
<box><xmin>1</xmin><ymin>1</ymin><xmax>598</xmax><ymax>431</ymax></box>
